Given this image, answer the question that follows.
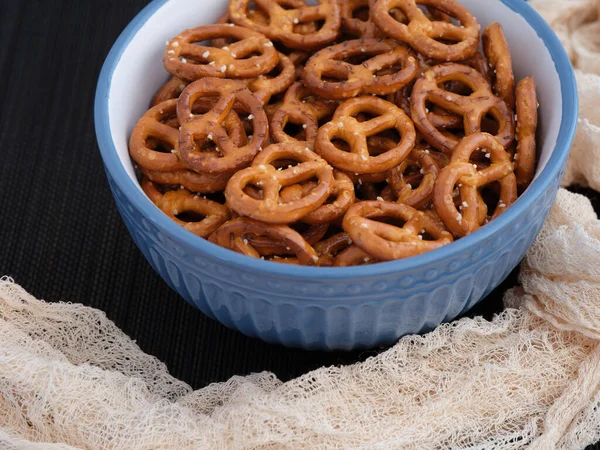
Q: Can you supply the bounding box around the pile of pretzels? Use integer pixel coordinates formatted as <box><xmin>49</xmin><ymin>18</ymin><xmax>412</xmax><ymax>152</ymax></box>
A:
<box><xmin>129</xmin><ymin>0</ymin><xmax>539</xmax><ymax>267</ymax></box>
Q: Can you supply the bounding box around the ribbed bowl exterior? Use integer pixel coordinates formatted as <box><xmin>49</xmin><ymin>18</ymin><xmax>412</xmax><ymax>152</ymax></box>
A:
<box><xmin>105</xmin><ymin>167</ymin><xmax>563</xmax><ymax>350</ymax></box>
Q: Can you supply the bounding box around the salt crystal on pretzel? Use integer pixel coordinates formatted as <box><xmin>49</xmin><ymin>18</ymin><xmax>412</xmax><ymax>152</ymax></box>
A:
<box><xmin>433</xmin><ymin>132</ymin><xmax>517</xmax><ymax>237</ymax></box>
<box><xmin>163</xmin><ymin>24</ymin><xmax>278</xmax><ymax>81</ymax></box>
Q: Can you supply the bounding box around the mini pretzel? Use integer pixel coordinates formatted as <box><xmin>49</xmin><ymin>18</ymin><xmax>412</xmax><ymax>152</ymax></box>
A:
<box><xmin>164</xmin><ymin>24</ymin><xmax>278</xmax><ymax>81</ymax></box>
<box><xmin>386</xmin><ymin>147</ymin><xmax>440</xmax><ymax>209</ymax></box>
<box><xmin>209</xmin><ymin>217</ymin><xmax>320</xmax><ymax>265</ymax></box>
<box><xmin>279</xmin><ymin>171</ymin><xmax>356</xmax><ymax>224</ymax></box>
<box><xmin>316</xmin><ymin>96</ymin><xmax>416</xmax><ymax>174</ymax></box>
<box><xmin>482</xmin><ymin>23</ymin><xmax>515</xmax><ymax>110</ymax></box>
<box><xmin>228</xmin><ymin>0</ymin><xmax>342</xmax><ymax>50</ymax></box>
<box><xmin>225</xmin><ymin>143</ymin><xmax>334</xmax><ymax>223</ymax></box>
<box><xmin>129</xmin><ymin>100</ymin><xmax>186</xmax><ymax>172</ymax></box>
<box><xmin>141</xmin><ymin>178</ymin><xmax>230</xmax><ymax>238</ymax></box>
<box><xmin>151</xmin><ymin>77</ymin><xmax>188</xmax><ymax>107</ymax></box>
<box><xmin>242</xmin><ymin>53</ymin><xmax>296</xmax><ymax>104</ymax></box>
<box><xmin>177</xmin><ymin>78</ymin><xmax>268</xmax><ymax>174</ymax></box>
<box><xmin>395</xmin><ymin>52</ymin><xmax>490</xmax><ymax>118</ymax></box>
<box><xmin>303</xmin><ymin>39</ymin><xmax>418</xmax><ymax>99</ymax></box>
<box><xmin>433</xmin><ymin>132</ymin><xmax>517</xmax><ymax>237</ymax></box>
<box><xmin>271</xmin><ymin>81</ymin><xmax>339</xmax><ymax>148</ymax></box>
<box><xmin>343</xmin><ymin>201</ymin><xmax>453</xmax><ymax>260</ymax></box>
<box><xmin>410</xmin><ymin>63</ymin><xmax>514</xmax><ymax>153</ymax></box>
<box><xmin>370</xmin><ymin>0</ymin><xmax>480</xmax><ymax>62</ymax></box>
<box><xmin>514</xmin><ymin>77</ymin><xmax>538</xmax><ymax>190</ymax></box>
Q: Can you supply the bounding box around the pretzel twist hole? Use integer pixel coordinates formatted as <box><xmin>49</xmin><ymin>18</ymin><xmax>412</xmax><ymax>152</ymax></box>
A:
<box><xmin>303</xmin><ymin>38</ymin><xmax>418</xmax><ymax>100</ymax></box>
<box><xmin>370</xmin><ymin>0</ymin><xmax>480</xmax><ymax>62</ymax></box>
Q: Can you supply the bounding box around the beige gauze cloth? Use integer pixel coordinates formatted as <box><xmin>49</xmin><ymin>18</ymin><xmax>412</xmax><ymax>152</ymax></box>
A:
<box><xmin>2</xmin><ymin>1</ymin><xmax>600</xmax><ymax>449</ymax></box>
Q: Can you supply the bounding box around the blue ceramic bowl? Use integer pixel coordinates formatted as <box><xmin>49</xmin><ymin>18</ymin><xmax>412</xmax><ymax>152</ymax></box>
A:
<box><xmin>95</xmin><ymin>0</ymin><xmax>578</xmax><ymax>350</ymax></box>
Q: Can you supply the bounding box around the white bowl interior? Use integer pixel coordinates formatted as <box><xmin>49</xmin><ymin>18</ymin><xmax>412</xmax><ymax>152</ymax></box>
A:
<box><xmin>108</xmin><ymin>0</ymin><xmax>562</xmax><ymax>194</ymax></box>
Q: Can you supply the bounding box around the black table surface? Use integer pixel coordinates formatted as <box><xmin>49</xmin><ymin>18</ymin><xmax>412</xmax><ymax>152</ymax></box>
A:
<box><xmin>1</xmin><ymin>1</ymin><xmax>599</xmax><ymax>448</ymax></box>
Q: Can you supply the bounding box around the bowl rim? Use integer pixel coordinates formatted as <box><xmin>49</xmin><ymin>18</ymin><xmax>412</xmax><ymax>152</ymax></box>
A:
<box><xmin>94</xmin><ymin>0</ymin><xmax>578</xmax><ymax>281</ymax></box>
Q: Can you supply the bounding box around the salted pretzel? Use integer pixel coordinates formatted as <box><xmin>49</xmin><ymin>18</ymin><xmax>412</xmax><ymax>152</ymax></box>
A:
<box><xmin>386</xmin><ymin>147</ymin><xmax>440</xmax><ymax>209</ymax></box>
<box><xmin>370</xmin><ymin>0</ymin><xmax>480</xmax><ymax>62</ymax></box>
<box><xmin>164</xmin><ymin>24</ymin><xmax>278</xmax><ymax>81</ymax></box>
<box><xmin>514</xmin><ymin>77</ymin><xmax>538</xmax><ymax>190</ymax></box>
<box><xmin>209</xmin><ymin>218</ymin><xmax>320</xmax><ymax>265</ymax></box>
<box><xmin>141</xmin><ymin>178</ymin><xmax>230</xmax><ymax>238</ymax></box>
<box><xmin>279</xmin><ymin>171</ymin><xmax>355</xmax><ymax>224</ymax></box>
<box><xmin>228</xmin><ymin>0</ymin><xmax>342</xmax><ymax>50</ymax></box>
<box><xmin>225</xmin><ymin>143</ymin><xmax>334</xmax><ymax>223</ymax></box>
<box><xmin>433</xmin><ymin>132</ymin><xmax>517</xmax><ymax>237</ymax></box>
<box><xmin>177</xmin><ymin>78</ymin><xmax>268</xmax><ymax>174</ymax></box>
<box><xmin>129</xmin><ymin>99</ymin><xmax>187</xmax><ymax>172</ymax></box>
<box><xmin>151</xmin><ymin>77</ymin><xmax>188</xmax><ymax>107</ymax></box>
<box><xmin>343</xmin><ymin>201</ymin><xmax>453</xmax><ymax>260</ymax></box>
<box><xmin>410</xmin><ymin>63</ymin><xmax>515</xmax><ymax>154</ymax></box>
<box><xmin>270</xmin><ymin>82</ymin><xmax>339</xmax><ymax>148</ymax></box>
<box><xmin>482</xmin><ymin>23</ymin><xmax>515</xmax><ymax>110</ymax></box>
<box><xmin>303</xmin><ymin>39</ymin><xmax>418</xmax><ymax>99</ymax></box>
<box><xmin>391</xmin><ymin>51</ymin><xmax>490</xmax><ymax>123</ymax></box>
<box><xmin>316</xmin><ymin>96</ymin><xmax>416</xmax><ymax>174</ymax></box>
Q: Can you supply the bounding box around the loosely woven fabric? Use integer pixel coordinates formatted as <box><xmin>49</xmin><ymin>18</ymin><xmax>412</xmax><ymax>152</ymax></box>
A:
<box><xmin>1</xmin><ymin>1</ymin><xmax>600</xmax><ymax>449</ymax></box>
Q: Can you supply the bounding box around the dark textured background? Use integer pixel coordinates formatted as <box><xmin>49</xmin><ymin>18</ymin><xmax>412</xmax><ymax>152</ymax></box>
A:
<box><xmin>1</xmin><ymin>0</ymin><xmax>598</xmax><ymax>447</ymax></box>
